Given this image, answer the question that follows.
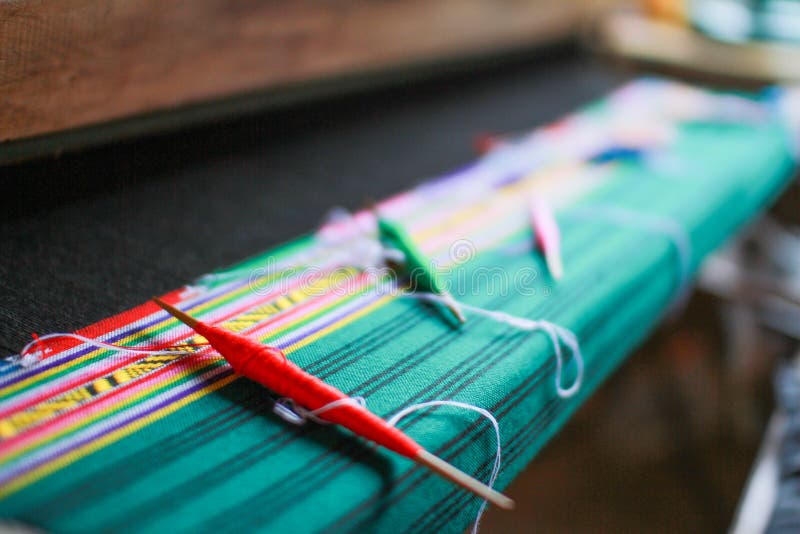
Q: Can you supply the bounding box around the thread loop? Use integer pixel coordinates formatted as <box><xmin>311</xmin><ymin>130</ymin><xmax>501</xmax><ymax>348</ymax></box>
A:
<box><xmin>406</xmin><ymin>293</ymin><xmax>584</xmax><ymax>398</ymax></box>
<box><xmin>567</xmin><ymin>205</ymin><xmax>692</xmax><ymax>300</ymax></box>
<box><xmin>273</xmin><ymin>396</ymin><xmax>367</xmax><ymax>426</ymax></box>
<box><xmin>387</xmin><ymin>400</ymin><xmax>502</xmax><ymax>534</ymax></box>
<box><xmin>14</xmin><ymin>332</ymin><xmax>203</xmax><ymax>368</ymax></box>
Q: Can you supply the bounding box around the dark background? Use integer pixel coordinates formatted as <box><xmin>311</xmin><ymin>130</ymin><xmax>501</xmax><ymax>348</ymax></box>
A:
<box><xmin>0</xmin><ymin>43</ymin><xmax>621</xmax><ymax>356</ymax></box>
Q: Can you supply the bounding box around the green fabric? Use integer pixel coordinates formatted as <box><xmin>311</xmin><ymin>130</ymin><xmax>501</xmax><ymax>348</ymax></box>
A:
<box><xmin>0</xmin><ymin>82</ymin><xmax>795</xmax><ymax>533</ymax></box>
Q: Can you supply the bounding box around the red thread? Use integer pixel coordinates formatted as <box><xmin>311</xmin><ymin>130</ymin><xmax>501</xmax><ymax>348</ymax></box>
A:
<box><xmin>192</xmin><ymin>321</ymin><xmax>423</xmax><ymax>459</ymax></box>
<box><xmin>30</xmin><ymin>333</ymin><xmax>42</xmax><ymax>355</ymax></box>
<box><xmin>473</xmin><ymin>132</ymin><xmax>501</xmax><ymax>155</ymax></box>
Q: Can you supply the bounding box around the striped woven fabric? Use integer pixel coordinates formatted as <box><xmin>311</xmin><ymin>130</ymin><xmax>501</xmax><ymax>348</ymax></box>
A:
<box><xmin>0</xmin><ymin>79</ymin><xmax>796</xmax><ymax>532</ymax></box>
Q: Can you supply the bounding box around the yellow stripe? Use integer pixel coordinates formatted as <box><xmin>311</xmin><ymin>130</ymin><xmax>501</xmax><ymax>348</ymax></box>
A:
<box><xmin>0</xmin><ymin>271</ymin><xmax>363</xmax><ymax>441</ymax></box>
<box><xmin>0</xmin><ymin>269</ymin><xmax>350</xmax><ymax>414</ymax></box>
<box><xmin>4</xmin><ymin>174</ymin><xmax>544</xmax><ymax>399</ymax></box>
<box><xmin>0</xmin><ymin>293</ymin><xmax>393</xmax><ymax>494</ymax></box>
<box><xmin>0</xmin><ymin>372</ymin><xmax>237</xmax><ymax>498</ymax></box>
<box><xmin>7</xmin><ymin>179</ymin><xmax>537</xmax><ymax>491</ymax></box>
<box><xmin>0</xmin><ymin>354</ymin><xmax>187</xmax><ymax>437</ymax></box>
<box><xmin>412</xmin><ymin>179</ymin><xmax>532</xmax><ymax>243</ymax></box>
<box><xmin>0</xmin><ymin>358</ymin><xmax>221</xmax><ymax>468</ymax></box>
<box><xmin>0</xmin><ymin>177</ymin><xmax>528</xmax><ymax>492</ymax></box>
<box><xmin>6</xmin><ymin>179</ymin><xmax>520</xmax><ymax>400</ymax></box>
<box><xmin>0</xmin><ymin>269</ymin><xmax>291</xmax><ymax>398</ymax></box>
<box><xmin>282</xmin><ymin>296</ymin><xmax>393</xmax><ymax>352</ymax></box>
<box><xmin>2</xmin><ymin>286</ymin><xmax>357</xmax><ymax>461</ymax></box>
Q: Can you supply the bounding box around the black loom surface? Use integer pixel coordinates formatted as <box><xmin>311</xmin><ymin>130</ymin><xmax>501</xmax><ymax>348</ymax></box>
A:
<box><xmin>0</xmin><ymin>45</ymin><xmax>622</xmax><ymax>355</ymax></box>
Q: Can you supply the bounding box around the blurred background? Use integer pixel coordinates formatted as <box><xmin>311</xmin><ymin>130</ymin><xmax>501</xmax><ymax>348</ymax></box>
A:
<box><xmin>2</xmin><ymin>0</ymin><xmax>800</xmax><ymax>531</ymax></box>
<box><xmin>6</xmin><ymin>0</ymin><xmax>800</xmax><ymax>163</ymax></box>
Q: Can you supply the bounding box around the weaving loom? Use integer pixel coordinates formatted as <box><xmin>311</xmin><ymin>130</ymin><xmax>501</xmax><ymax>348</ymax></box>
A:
<box><xmin>0</xmin><ymin>78</ymin><xmax>796</xmax><ymax>532</ymax></box>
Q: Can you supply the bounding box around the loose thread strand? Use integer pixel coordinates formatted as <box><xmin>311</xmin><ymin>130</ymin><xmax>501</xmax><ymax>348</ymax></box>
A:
<box><xmin>405</xmin><ymin>292</ymin><xmax>584</xmax><ymax>398</ymax></box>
<box><xmin>275</xmin><ymin>393</ymin><xmax>505</xmax><ymax>532</ymax></box>
<box><xmin>387</xmin><ymin>400</ymin><xmax>503</xmax><ymax>534</ymax></box>
<box><xmin>566</xmin><ymin>205</ymin><xmax>692</xmax><ymax>301</ymax></box>
<box><xmin>14</xmin><ymin>332</ymin><xmax>204</xmax><ymax>368</ymax></box>
<box><xmin>273</xmin><ymin>396</ymin><xmax>367</xmax><ymax>425</ymax></box>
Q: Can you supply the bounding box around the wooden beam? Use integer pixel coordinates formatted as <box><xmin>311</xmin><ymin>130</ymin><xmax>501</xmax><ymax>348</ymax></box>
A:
<box><xmin>597</xmin><ymin>10</ymin><xmax>800</xmax><ymax>85</ymax></box>
<box><xmin>0</xmin><ymin>0</ymin><xmax>581</xmax><ymax>150</ymax></box>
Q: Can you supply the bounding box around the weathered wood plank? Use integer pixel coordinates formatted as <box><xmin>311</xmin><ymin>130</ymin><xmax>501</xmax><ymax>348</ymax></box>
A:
<box><xmin>0</xmin><ymin>0</ymin><xmax>580</xmax><ymax>145</ymax></box>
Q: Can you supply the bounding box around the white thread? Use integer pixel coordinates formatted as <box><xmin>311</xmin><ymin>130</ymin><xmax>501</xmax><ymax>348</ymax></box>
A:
<box><xmin>273</xmin><ymin>396</ymin><xmax>367</xmax><ymax>425</ymax></box>
<box><xmin>193</xmin><ymin>242</ymin><xmax>404</xmax><ymax>288</ymax></box>
<box><xmin>194</xmin><ymin>208</ymin><xmax>404</xmax><ymax>287</ymax></box>
<box><xmin>276</xmin><ymin>394</ymin><xmax>504</xmax><ymax>533</ymax></box>
<box><xmin>406</xmin><ymin>293</ymin><xmax>583</xmax><ymax>398</ymax></box>
<box><xmin>566</xmin><ymin>205</ymin><xmax>692</xmax><ymax>296</ymax></box>
<box><xmin>14</xmin><ymin>332</ymin><xmax>200</xmax><ymax>368</ymax></box>
<box><xmin>387</xmin><ymin>400</ymin><xmax>502</xmax><ymax>534</ymax></box>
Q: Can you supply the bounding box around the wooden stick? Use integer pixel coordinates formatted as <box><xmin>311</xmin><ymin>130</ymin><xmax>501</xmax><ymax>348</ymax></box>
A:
<box><xmin>153</xmin><ymin>297</ymin><xmax>198</xmax><ymax>328</ymax></box>
<box><xmin>152</xmin><ymin>296</ymin><xmax>513</xmax><ymax>510</ymax></box>
<box><xmin>415</xmin><ymin>449</ymin><xmax>515</xmax><ymax>510</ymax></box>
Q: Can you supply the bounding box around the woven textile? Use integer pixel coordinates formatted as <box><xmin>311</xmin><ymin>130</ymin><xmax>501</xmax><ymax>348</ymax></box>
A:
<box><xmin>0</xmin><ymin>79</ymin><xmax>796</xmax><ymax>533</ymax></box>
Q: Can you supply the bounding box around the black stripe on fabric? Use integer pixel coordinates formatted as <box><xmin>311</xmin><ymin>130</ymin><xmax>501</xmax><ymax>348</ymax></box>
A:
<box><xmin>374</xmin><ymin>243</ymin><xmax>679</xmax><ymax>533</ymax></box>
<box><xmin>41</xmin><ymin>393</ymin><xmax>268</xmax><ymax>518</ymax></box>
<box><xmin>208</xmin><ymin>336</ymin><xmax>557</xmax><ymax>533</ymax></box>
<box><xmin>114</xmin><ymin>223</ymin><xmax>607</xmax><ymax>531</ymax></box>
<box><xmin>330</xmin><ymin>351</ymin><xmax>566</xmax><ymax>533</ymax></box>
<box><xmin>182</xmin><ymin>276</ymin><xmax>579</xmax><ymax>532</ymax></box>
<box><xmin>105</xmin><ymin>306</ymin><xmax>503</xmax><ymax>529</ymax></box>
<box><xmin>35</xmin><ymin>306</ymin><xmax>424</xmax><ymax>516</ymax></box>
<box><xmin>221</xmin><ymin>271</ymin><xmax>601</xmax><ymax>532</ymax></box>
<box><xmin>423</xmin><ymin>296</ymin><xmax>643</xmax><ymax>533</ymax></box>
<box><xmin>326</xmin><ymin>233</ymin><xmax>671</xmax><ymax>532</ymax></box>
<box><xmin>45</xmin><ymin>218</ymin><xmax>606</xmax><ymax>529</ymax></box>
<box><xmin>418</xmin><ymin>399</ymin><xmax>563</xmax><ymax>533</ymax></box>
<box><xmin>417</xmin><ymin>295</ymin><xmax>634</xmax><ymax>533</ymax></box>
<box><xmin>304</xmin><ymin>305</ymin><xmax>427</xmax><ymax>375</ymax></box>
<box><xmin>150</xmin><ymin>292</ymin><xmax>528</xmax><ymax>529</ymax></box>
